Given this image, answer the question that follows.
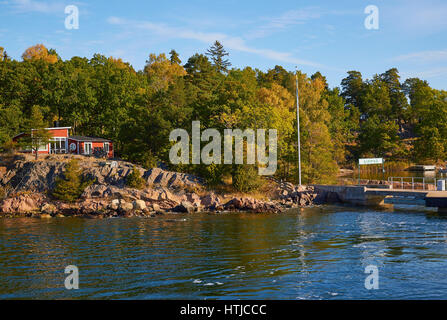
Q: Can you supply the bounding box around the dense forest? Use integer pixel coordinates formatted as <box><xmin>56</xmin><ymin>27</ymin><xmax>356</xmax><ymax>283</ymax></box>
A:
<box><xmin>0</xmin><ymin>42</ymin><xmax>446</xmax><ymax>188</ymax></box>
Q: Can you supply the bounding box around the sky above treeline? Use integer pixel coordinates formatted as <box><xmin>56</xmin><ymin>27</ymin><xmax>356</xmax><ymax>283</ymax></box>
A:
<box><xmin>1</xmin><ymin>0</ymin><xmax>446</xmax><ymax>90</ymax></box>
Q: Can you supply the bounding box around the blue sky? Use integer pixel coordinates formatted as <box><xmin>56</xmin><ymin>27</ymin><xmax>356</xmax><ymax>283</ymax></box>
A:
<box><xmin>1</xmin><ymin>0</ymin><xmax>447</xmax><ymax>90</ymax></box>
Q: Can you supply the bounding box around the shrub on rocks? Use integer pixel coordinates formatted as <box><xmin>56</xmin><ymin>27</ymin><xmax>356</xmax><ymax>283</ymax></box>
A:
<box><xmin>52</xmin><ymin>160</ymin><xmax>93</xmax><ymax>203</ymax></box>
<box><xmin>232</xmin><ymin>165</ymin><xmax>262</xmax><ymax>193</ymax></box>
<box><xmin>195</xmin><ymin>163</ymin><xmax>225</xmax><ymax>187</ymax></box>
<box><xmin>126</xmin><ymin>166</ymin><xmax>146</xmax><ymax>190</ymax></box>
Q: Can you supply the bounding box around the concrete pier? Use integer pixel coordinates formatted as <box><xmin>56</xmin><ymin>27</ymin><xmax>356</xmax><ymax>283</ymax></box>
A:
<box><xmin>408</xmin><ymin>165</ymin><xmax>436</xmax><ymax>171</ymax></box>
<box><xmin>313</xmin><ymin>185</ymin><xmax>447</xmax><ymax>212</ymax></box>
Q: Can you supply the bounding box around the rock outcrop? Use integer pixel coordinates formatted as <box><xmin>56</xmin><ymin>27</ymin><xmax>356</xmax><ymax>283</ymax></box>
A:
<box><xmin>0</xmin><ymin>156</ymin><xmax>324</xmax><ymax>218</ymax></box>
<box><xmin>0</xmin><ymin>193</ymin><xmax>47</xmax><ymax>215</ymax></box>
<box><xmin>224</xmin><ymin>197</ymin><xmax>283</xmax><ymax>213</ymax></box>
<box><xmin>274</xmin><ymin>182</ymin><xmax>321</xmax><ymax>207</ymax></box>
<box><xmin>172</xmin><ymin>201</ymin><xmax>195</xmax><ymax>214</ymax></box>
<box><xmin>0</xmin><ymin>157</ymin><xmax>202</xmax><ymax>194</ymax></box>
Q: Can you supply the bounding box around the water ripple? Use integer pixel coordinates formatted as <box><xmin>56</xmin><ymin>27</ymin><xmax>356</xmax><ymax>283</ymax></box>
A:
<box><xmin>1</xmin><ymin>207</ymin><xmax>447</xmax><ymax>299</ymax></box>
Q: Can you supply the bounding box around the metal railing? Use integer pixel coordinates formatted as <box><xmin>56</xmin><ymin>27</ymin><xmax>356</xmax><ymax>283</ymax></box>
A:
<box><xmin>388</xmin><ymin>177</ymin><xmax>437</xmax><ymax>190</ymax></box>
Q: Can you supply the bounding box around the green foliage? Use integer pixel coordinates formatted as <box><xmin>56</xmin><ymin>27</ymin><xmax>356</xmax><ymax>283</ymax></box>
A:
<box><xmin>414</xmin><ymin>127</ymin><xmax>444</xmax><ymax>162</ymax></box>
<box><xmin>301</xmin><ymin>122</ymin><xmax>339</xmax><ymax>184</ymax></box>
<box><xmin>195</xmin><ymin>163</ymin><xmax>225</xmax><ymax>187</ymax></box>
<box><xmin>126</xmin><ymin>166</ymin><xmax>146</xmax><ymax>190</ymax></box>
<box><xmin>0</xmin><ymin>105</ymin><xmax>22</xmax><ymax>150</ymax></box>
<box><xmin>358</xmin><ymin>115</ymin><xmax>402</xmax><ymax>157</ymax></box>
<box><xmin>1</xmin><ymin>140</ymin><xmax>17</xmax><ymax>154</ymax></box>
<box><xmin>52</xmin><ymin>160</ymin><xmax>92</xmax><ymax>202</ymax></box>
<box><xmin>411</xmin><ymin>88</ymin><xmax>447</xmax><ymax>161</ymax></box>
<box><xmin>0</xmin><ymin>42</ymin><xmax>445</xmax><ymax>185</ymax></box>
<box><xmin>341</xmin><ymin>71</ymin><xmax>364</xmax><ymax>108</ymax></box>
<box><xmin>325</xmin><ymin>87</ymin><xmax>353</xmax><ymax>164</ymax></box>
<box><xmin>340</xmin><ymin>68</ymin><xmax>422</xmax><ymax>162</ymax></box>
<box><xmin>232</xmin><ymin>165</ymin><xmax>262</xmax><ymax>193</ymax></box>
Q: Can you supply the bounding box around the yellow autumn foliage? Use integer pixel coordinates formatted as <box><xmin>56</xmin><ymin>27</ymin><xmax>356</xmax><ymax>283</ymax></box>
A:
<box><xmin>22</xmin><ymin>44</ymin><xmax>58</xmax><ymax>64</ymax></box>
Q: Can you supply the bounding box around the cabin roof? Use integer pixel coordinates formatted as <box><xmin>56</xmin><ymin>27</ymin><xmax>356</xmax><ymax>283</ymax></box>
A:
<box><xmin>69</xmin><ymin>135</ymin><xmax>112</xmax><ymax>142</ymax></box>
<box><xmin>12</xmin><ymin>132</ymin><xmax>26</xmax><ymax>140</ymax></box>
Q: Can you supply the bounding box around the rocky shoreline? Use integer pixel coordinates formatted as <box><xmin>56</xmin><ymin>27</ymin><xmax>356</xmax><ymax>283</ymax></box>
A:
<box><xmin>0</xmin><ymin>155</ymin><xmax>326</xmax><ymax>219</ymax></box>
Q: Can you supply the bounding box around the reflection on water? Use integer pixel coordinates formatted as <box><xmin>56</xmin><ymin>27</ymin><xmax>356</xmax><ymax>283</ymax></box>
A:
<box><xmin>1</xmin><ymin>206</ymin><xmax>447</xmax><ymax>300</ymax></box>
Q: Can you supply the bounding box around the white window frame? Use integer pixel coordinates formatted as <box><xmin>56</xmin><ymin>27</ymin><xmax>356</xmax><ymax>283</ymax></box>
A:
<box><xmin>84</xmin><ymin>142</ymin><xmax>93</xmax><ymax>155</ymax></box>
<box><xmin>103</xmin><ymin>142</ymin><xmax>109</xmax><ymax>153</ymax></box>
<box><xmin>49</xmin><ymin>137</ymin><xmax>67</xmax><ymax>153</ymax></box>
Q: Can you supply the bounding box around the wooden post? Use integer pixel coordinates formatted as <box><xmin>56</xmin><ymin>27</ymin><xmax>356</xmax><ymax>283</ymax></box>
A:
<box><xmin>358</xmin><ymin>164</ymin><xmax>361</xmax><ymax>186</ymax></box>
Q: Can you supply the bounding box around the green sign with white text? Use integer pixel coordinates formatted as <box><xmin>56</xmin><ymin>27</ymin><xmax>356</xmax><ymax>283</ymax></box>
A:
<box><xmin>359</xmin><ymin>158</ymin><xmax>384</xmax><ymax>165</ymax></box>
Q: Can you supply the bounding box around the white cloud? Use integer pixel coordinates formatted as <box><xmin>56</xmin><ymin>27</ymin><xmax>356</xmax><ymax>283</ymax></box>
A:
<box><xmin>264</xmin><ymin>8</ymin><xmax>322</xmax><ymax>29</ymax></box>
<box><xmin>245</xmin><ymin>7</ymin><xmax>358</xmax><ymax>40</ymax></box>
<box><xmin>246</xmin><ymin>7</ymin><xmax>322</xmax><ymax>39</ymax></box>
<box><xmin>393</xmin><ymin>49</ymin><xmax>447</xmax><ymax>63</ymax></box>
<box><xmin>385</xmin><ymin>0</ymin><xmax>447</xmax><ymax>34</ymax></box>
<box><xmin>7</xmin><ymin>0</ymin><xmax>65</xmax><ymax>14</ymax></box>
<box><xmin>107</xmin><ymin>16</ymin><xmax>326</xmax><ymax>69</ymax></box>
<box><xmin>403</xmin><ymin>67</ymin><xmax>447</xmax><ymax>79</ymax></box>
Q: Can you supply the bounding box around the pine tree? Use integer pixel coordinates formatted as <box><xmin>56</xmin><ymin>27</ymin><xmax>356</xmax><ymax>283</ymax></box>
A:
<box><xmin>341</xmin><ymin>71</ymin><xmax>364</xmax><ymax>110</ymax></box>
<box><xmin>206</xmin><ymin>41</ymin><xmax>231</xmax><ymax>73</ymax></box>
<box><xmin>169</xmin><ymin>49</ymin><xmax>181</xmax><ymax>65</ymax></box>
<box><xmin>126</xmin><ymin>166</ymin><xmax>146</xmax><ymax>189</ymax></box>
<box><xmin>53</xmin><ymin>160</ymin><xmax>92</xmax><ymax>202</ymax></box>
<box><xmin>20</xmin><ymin>105</ymin><xmax>53</xmax><ymax>160</ymax></box>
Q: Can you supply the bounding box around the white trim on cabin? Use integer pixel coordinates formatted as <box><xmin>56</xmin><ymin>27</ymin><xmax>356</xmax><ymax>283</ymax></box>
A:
<box><xmin>68</xmin><ymin>137</ymin><xmax>112</xmax><ymax>143</ymax></box>
<box><xmin>31</xmin><ymin>127</ymin><xmax>72</xmax><ymax>131</ymax></box>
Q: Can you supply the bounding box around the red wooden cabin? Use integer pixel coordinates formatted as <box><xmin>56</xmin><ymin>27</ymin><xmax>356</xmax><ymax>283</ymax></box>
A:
<box><xmin>12</xmin><ymin>127</ymin><xmax>114</xmax><ymax>158</ymax></box>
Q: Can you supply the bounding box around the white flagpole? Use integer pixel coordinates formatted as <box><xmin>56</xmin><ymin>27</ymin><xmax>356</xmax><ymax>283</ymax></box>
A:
<box><xmin>296</xmin><ymin>67</ymin><xmax>302</xmax><ymax>186</ymax></box>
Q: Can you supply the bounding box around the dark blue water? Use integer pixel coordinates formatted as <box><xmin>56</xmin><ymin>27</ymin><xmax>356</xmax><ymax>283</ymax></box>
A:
<box><xmin>1</xmin><ymin>206</ymin><xmax>447</xmax><ymax>299</ymax></box>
